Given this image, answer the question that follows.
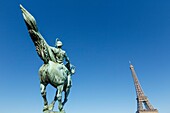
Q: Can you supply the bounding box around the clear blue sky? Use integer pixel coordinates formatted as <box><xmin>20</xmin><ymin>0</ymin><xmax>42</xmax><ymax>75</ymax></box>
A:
<box><xmin>0</xmin><ymin>0</ymin><xmax>170</xmax><ymax>113</ymax></box>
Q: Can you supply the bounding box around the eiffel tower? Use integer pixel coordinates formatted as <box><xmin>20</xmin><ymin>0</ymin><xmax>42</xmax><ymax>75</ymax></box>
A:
<box><xmin>129</xmin><ymin>63</ymin><xmax>158</xmax><ymax>113</ymax></box>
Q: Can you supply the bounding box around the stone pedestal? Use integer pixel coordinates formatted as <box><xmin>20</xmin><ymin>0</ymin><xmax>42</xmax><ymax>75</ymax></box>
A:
<box><xmin>44</xmin><ymin>110</ymin><xmax>66</xmax><ymax>113</ymax></box>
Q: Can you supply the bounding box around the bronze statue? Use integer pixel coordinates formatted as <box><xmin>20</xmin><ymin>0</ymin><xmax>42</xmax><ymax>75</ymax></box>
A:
<box><xmin>20</xmin><ymin>4</ymin><xmax>75</xmax><ymax>113</ymax></box>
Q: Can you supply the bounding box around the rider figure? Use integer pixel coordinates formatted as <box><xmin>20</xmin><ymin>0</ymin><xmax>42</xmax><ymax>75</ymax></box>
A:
<box><xmin>51</xmin><ymin>38</ymin><xmax>72</xmax><ymax>88</ymax></box>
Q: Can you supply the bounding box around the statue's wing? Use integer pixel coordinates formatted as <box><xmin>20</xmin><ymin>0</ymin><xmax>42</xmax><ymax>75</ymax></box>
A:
<box><xmin>20</xmin><ymin>4</ymin><xmax>56</xmax><ymax>63</ymax></box>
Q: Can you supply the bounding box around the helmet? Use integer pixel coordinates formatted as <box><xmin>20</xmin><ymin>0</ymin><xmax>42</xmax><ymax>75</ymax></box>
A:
<box><xmin>56</xmin><ymin>38</ymin><xmax>63</xmax><ymax>47</ymax></box>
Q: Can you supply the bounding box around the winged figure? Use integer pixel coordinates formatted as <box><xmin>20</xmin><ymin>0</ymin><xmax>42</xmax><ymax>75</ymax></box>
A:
<box><xmin>20</xmin><ymin>4</ymin><xmax>75</xmax><ymax>113</ymax></box>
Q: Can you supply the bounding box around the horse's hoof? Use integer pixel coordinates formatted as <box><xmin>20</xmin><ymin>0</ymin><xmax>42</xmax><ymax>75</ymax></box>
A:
<box><xmin>43</xmin><ymin>105</ymin><xmax>48</xmax><ymax>112</ymax></box>
<box><xmin>58</xmin><ymin>103</ymin><xmax>63</xmax><ymax>111</ymax></box>
<box><xmin>48</xmin><ymin>103</ymin><xmax>54</xmax><ymax>111</ymax></box>
<box><xmin>59</xmin><ymin>110</ymin><xmax>66</xmax><ymax>113</ymax></box>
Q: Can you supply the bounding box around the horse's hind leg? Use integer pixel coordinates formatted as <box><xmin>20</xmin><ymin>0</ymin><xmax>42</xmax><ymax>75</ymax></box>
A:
<box><xmin>40</xmin><ymin>83</ymin><xmax>48</xmax><ymax>111</ymax></box>
<box><xmin>48</xmin><ymin>90</ymin><xmax>58</xmax><ymax>111</ymax></box>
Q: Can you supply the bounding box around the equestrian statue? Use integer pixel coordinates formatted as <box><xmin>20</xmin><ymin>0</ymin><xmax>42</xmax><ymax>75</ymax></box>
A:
<box><xmin>20</xmin><ymin>4</ymin><xmax>76</xmax><ymax>113</ymax></box>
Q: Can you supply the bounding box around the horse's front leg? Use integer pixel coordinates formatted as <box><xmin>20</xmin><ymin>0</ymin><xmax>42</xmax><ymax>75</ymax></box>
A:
<box><xmin>62</xmin><ymin>85</ymin><xmax>71</xmax><ymax>106</ymax></box>
<box><xmin>40</xmin><ymin>83</ymin><xmax>48</xmax><ymax>112</ymax></box>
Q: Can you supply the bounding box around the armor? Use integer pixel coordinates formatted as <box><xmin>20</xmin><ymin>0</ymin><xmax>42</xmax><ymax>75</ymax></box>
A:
<box><xmin>54</xmin><ymin>48</ymin><xmax>69</xmax><ymax>64</ymax></box>
<box><xmin>51</xmin><ymin>38</ymin><xmax>72</xmax><ymax>87</ymax></box>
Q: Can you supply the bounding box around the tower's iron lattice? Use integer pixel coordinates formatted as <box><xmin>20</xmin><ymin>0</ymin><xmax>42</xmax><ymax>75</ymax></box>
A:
<box><xmin>129</xmin><ymin>63</ymin><xmax>158</xmax><ymax>113</ymax></box>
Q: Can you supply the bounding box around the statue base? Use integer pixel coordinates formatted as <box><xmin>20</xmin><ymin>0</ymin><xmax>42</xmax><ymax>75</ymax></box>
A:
<box><xmin>44</xmin><ymin>110</ymin><xmax>66</xmax><ymax>113</ymax></box>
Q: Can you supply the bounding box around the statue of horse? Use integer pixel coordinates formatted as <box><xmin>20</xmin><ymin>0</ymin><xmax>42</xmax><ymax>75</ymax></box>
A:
<box><xmin>20</xmin><ymin>5</ymin><xmax>75</xmax><ymax>112</ymax></box>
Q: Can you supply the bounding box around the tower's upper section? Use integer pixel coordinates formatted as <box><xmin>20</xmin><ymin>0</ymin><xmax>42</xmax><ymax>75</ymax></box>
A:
<box><xmin>129</xmin><ymin>63</ymin><xmax>145</xmax><ymax>97</ymax></box>
<box><xmin>129</xmin><ymin>61</ymin><xmax>134</xmax><ymax>69</ymax></box>
<box><xmin>130</xmin><ymin>64</ymin><xmax>134</xmax><ymax>69</ymax></box>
